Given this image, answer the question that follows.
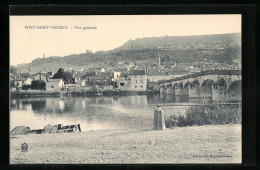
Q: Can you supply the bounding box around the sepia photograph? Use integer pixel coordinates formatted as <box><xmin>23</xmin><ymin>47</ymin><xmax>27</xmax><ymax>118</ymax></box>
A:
<box><xmin>9</xmin><ymin>14</ymin><xmax>242</xmax><ymax>164</ymax></box>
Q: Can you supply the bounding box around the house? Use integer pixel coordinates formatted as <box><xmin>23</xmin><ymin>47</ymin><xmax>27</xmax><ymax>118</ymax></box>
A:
<box><xmin>31</xmin><ymin>73</ymin><xmax>51</xmax><ymax>82</ymax></box>
<box><xmin>63</xmin><ymin>84</ymin><xmax>76</xmax><ymax>91</ymax></box>
<box><xmin>76</xmin><ymin>80</ymin><xmax>86</xmax><ymax>87</ymax></box>
<box><xmin>46</xmin><ymin>79</ymin><xmax>64</xmax><ymax>91</ymax></box>
<box><xmin>72</xmin><ymin>72</ymin><xmax>86</xmax><ymax>83</ymax></box>
<box><xmin>75</xmin><ymin>80</ymin><xmax>86</xmax><ymax>90</ymax></box>
<box><xmin>101</xmin><ymin>68</ymin><xmax>105</xmax><ymax>72</ymax></box>
<box><xmin>85</xmin><ymin>75</ymin><xmax>94</xmax><ymax>83</ymax></box>
<box><xmin>20</xmin><ymin>73</ymin><xmax>31</xmax><ymax>78</ymax></box>
<box><xmin>91</xmin><ymin>73</ymin><xmax>112</xmax><ymax>86</ymax></box>
<box><xmin>13</xmin><ymin>73</ymin><xmax>32</xmax><ymax>88</ymax></box>
<box><xmin>128</xmin><ymin>70</ymin><xmax>148</xmax><ymax>91</ymax></box>
<box><xmin>112</xmin><ymin>72</ymin><xmax>121</xmax><ymax>81</ymax></box>
<box><xmin>15</xmin><ymin>76</ymin><xmax>32</xmax><ymax>88</ymax></box>
<box><xmin>117</xmin><ymin>78</ymin><xmax>131</xmax><ymax>91</ymax></box>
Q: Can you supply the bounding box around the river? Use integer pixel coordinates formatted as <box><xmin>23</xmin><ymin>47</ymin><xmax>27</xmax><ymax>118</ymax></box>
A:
<box><xmin>10</xmin><ymin>94</ymin><xmax>233</xmax><ymax>132</ymax></box>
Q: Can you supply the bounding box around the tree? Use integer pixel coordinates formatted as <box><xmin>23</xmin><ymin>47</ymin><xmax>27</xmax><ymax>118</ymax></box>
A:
<box><xmin>31</xmin><ymin>80</ymin><xmax>46</xmax><ymax>90</ymax></box>
<box><xmin>10</xmin><ymin>80</ymin><xmax>16</xmax><ymax>88</ymax></box>
<box><xmin>10</xmin><ymin>66</ymin><xmax>18</xmax><ymax>75</ymax></box>
<box><xmin>22</xmin><ymin>84</ymin><xmax>31</xmax><ymax>90</ymax></box>
<box><xmin>53</xmin><ymin>68</ymin><xmax>73</xmax><ymax>84</ymax></box>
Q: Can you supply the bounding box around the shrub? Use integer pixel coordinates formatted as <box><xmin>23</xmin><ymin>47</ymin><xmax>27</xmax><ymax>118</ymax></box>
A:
<box><xmin>165</xmin><ymin>104</ymin><xmax>241</xmax><ymax>128</ymax></box>
<box><xmin>22</xmin><ymin>84</ymin><xmax>31</xmax><ymax>90</ymax></box>
<box><xmin>31</xmin><ymin>80</ymin><xmax>46</xmax><ymax>90</ymax></box>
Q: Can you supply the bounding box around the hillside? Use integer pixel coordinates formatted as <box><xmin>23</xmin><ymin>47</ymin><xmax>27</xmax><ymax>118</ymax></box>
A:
<box><xmin>14</xmin><ymin>33</ymin><xmax>241</xmax><ymax>74</ymax></box>
<box><xmin>115</xmin><ymin>33</ymin><xmax>241</xmax><ymax>51</ymax></box>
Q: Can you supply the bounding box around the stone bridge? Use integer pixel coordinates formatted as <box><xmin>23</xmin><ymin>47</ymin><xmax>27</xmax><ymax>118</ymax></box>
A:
<box><xmin>158</xmin><ymin>70</ymin><xmax>241</xmax><ymax>101</ymax></box>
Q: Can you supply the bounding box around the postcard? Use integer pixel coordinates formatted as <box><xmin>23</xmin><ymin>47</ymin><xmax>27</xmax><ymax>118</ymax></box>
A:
<box><xmin>10</xmin><ymin>14</ymin><xmax>242</xmax><ymax>164</ymax></box>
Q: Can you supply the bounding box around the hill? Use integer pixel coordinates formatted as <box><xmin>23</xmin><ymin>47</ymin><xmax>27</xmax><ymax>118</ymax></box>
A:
<box><xmin>115</xmin><ymin>33</ymin><xmax>241</xmax><ymax>51</ymax></box>
<box><xmin>14</xmin><ymin>33</ymin><xmax>241</xmax><ymax>74</ymax></box>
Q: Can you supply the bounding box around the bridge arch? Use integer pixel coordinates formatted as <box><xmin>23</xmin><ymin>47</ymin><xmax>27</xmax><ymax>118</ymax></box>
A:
<box><xmin>166</xmin><ymin>84</ymin><xmax>174</xmax><ymax>95</ymax></box>
<box><xmin>183</xmin><ymin>82</ymin><xmax>190</xmax><ymax>96</ymax></box>
<box><xmin>201</xmin><ymin>79</ymin><xmax>214</xmax><ymax>98</ymax></box>
<box><xmin>175</xmin><ymin>82</ymin><xmax>183</xmax><ymax>95</ymax></box>
<box><xmin>227</xmin><ymin>80</ymin><xmax>241</xmax><ymax>101</ymax></box>
<box><xmin>212</xmin><ymin>78</ymin><xmax>227</xmax><ymax>101</ymax></box>
<box><xmin>189</xmin><ymin>79</ymin><xmax>201</xmax><ymax>98</ymax></box>
<box><xmin>160</xmin><ymin>85</ymin><xmax>166</xmax><ymax>94</ymax></box>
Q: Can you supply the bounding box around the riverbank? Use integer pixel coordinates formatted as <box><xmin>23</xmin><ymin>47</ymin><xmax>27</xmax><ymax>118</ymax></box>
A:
<box><xmin>10</xmin><ymin>90</ymin><xmax>159</xmax><ymax>98</ymax></box>
<box><xmin>10</xmin><ymin>124</ymin><xmax>241</xmax><ymax>164</ymax></box>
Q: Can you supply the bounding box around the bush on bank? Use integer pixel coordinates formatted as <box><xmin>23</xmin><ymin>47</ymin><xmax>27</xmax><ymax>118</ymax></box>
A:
<box><xmin>165</xmin><ymin>104</ymin><xmax>241</xmax><ymax>128</ymax></box>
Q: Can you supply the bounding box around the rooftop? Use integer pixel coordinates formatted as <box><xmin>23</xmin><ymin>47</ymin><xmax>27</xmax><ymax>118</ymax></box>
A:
<box><xmin>31</xmin><ymin>73</ymin><xmax>51</xmax><ymax>77</ymax></box>
<box><xmin>48</xmin><ymin>79</ymin><xmax>63</xmax><ymax>82</ymax></box>
<box><xmin>16</xmin><ymin>76</ymin><xmax>29</xmax><ymax>81</ymax></box>
<box><xmin>129</xmin><ymin>70</ymin><xmax>146</xmax><ymax>75</ymax></box>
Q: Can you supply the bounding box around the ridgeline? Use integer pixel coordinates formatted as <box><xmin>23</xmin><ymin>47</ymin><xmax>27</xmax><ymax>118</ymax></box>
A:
<box><xmin>15</xmin><ymin>33</ymin><xmax>241</xmax><ymax>73</ymax></box>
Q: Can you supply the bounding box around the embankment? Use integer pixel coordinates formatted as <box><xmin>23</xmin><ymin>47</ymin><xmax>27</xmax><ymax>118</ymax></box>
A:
<box><xmin>10</xmin><ymin>90</ymin><xmax>159</xmax><ymax>98</ymax></box>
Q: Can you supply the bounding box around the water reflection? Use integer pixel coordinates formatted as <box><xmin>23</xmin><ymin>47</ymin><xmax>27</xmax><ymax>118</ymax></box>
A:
<box><xmin>10</xmin><ymin>95</ymin><xmax>214</xmax><ymax>114</ymax></box>
<box><xmin>59</xmin><ymin>100</ymin><xmax>65</xmax><ymax>111</ymax></box>
<box><xmin>81</xmin><ymin>100</ymin><xmax>86</xmax><ymax>108</ymax></box>
<box><xmin>10</xmin><ymin>94</ymin><xmax>219</xmax><ymax>131</ymax></box>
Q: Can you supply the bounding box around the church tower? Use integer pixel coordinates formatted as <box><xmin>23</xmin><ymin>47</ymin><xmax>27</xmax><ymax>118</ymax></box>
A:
<box><xmin>158</xmin><ymin>50</ymin><xmax>161</xmax><ymax>67</ymax></box>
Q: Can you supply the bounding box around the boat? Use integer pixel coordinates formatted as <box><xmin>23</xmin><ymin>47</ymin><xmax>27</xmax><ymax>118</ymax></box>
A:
<box><xmin>10</xmin><ymin>124</ymin><xmax>81</xmax><ymax>135</ymax></box>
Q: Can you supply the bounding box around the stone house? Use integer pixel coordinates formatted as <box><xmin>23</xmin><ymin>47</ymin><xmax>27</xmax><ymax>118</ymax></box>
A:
<box><xmin>72</xmin><ymin>72</ymin><xmax>86</xmax><ymax>83</ymax></box>
<box><xmin>15</xmin><ymin>76</ymin><xmax>32</xmax><ymax>88</ymax></box>
<box><xmin>46</xmin><ymin>79</ymin><xmax>64</xmax><ymax>91</ymax></box>
<box><xmin>112</xmin><ymin>72</ymin><xmax>121</xmax><ymax>81</ymax></box>
<box><xmin>31</xmin><ymin>73</ymin><xmax>51</xmax><ymax>82</ymax></box>
<box><xmin>63</xmin><ymin>84</ymin><xmax>76</xmax><ymax>91</ymax></box>
<box><xmin>116</xmin><ymin>77</ymin><xmax>131</xmax><ymax>91</ymax></box>
<box><xmin>128</xmin><ymin>70</ymin><xmax>148</xmax><ymax>91</ymax></box>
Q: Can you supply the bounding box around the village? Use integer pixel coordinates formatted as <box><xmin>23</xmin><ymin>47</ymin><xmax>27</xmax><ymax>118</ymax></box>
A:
<box><xmin>10</xmin><ymin>51</ymin><xmax>241</xmax><ymax>94</ymax></box>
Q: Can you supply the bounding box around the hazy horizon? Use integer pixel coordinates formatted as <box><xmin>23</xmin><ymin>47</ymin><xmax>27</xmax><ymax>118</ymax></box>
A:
<box><xmin>10</xmin><ymin>15</ymin><xmax>241</xmax><ymax>66</ymax></box>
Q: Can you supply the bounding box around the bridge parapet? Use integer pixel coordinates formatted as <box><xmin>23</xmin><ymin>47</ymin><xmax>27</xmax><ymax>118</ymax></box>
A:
<box><xmin>158</xmin><ymin>70</ymin><xmax>241</xmax><ymax>84</ymax></box>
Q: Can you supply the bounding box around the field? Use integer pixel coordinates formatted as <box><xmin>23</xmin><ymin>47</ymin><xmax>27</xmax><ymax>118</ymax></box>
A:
<box><xmin>10</xmin><ymin>124</ymin><xmax>241</xmax><ymax>164</ymax></box>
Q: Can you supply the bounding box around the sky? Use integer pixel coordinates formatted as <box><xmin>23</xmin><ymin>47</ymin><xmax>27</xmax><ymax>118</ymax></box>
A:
<box><xmin>10</xmin><ymin>15</ymin><xmax>241</xmax><ymax>66</ymax></box>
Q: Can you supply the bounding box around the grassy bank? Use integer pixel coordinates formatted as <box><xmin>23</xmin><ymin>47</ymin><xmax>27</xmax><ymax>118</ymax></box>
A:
<box><xmin>10</xmin><ymin>124</ymin><xmax>241</xmax><ymax>164</ymax></box>
<box><xmin>165</xmin><ymin>104</ymin><xmax>241</xmax><ymax>128</ymax></box>
<box><xmin>10</xmin><ymin>91</ymin><xmax>60</xmax><ymax>98</ymax></box>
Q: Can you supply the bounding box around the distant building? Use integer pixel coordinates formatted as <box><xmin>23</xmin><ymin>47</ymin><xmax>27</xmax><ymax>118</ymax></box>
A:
<box><xmin>15</xmin><ymin>77</ymin><xmax>32</xmax><ymax>88</ymax></box>
<box><xmin>75</xmin><ymin>80</ymin><xmax>86</xmax><ymax>90</ymax></box>
<box><xmin>116</xmin><ymin>77</ymin><xmax>131</xmax><ymax>91</ymax></box>
<box><xmin>128</xmin><ymin>70</ymin><xmax>147</xmax><ymax>91</ymax></box>
<box><xmin>63</xmin><ymin>84</ymin><xmax>76</xmax><ymax>91</ymax></box>
<box><xmin>158</xmin><ymin>50</ymin><xmax>161</xmax><ymax>67</ymax></box>
<box><xmin>31</xmin><ymin>73</ymin><xmax>51</xmax><ymax>82</ymax></box>
<box><xmin>46</xmin><ymin>71</ymin><xmax>54</xmax><ymax>77</ymax></box>
<box><xmin>76</xmin><ymin>80</ymin><xmax>86</xmax><ymax>87</ymax></box>
<box><xmin>46</xmin><ymin>79</ymin><xmax>64</xmax><ymax>91</ymax></box>
<box><xmin>90</xmin><ymin>73</ymin><xmax>112</xmax><ymax>86</ymax></box>
<box><xmin>112</xmin><ymin>72</ymin><xmax>121</xmax><ymax>81</ymax></box>
<box><xmin>92</xmin><ymin>66</ymin><xmax>105</xmax><ymax>73</ymax></box>
<box><xmin>101</xmin><ymin>68</ymin><xmax>105</xmax><ymax>72</ymax></box>
<box><xmin>20</xmin><ymin>73</ymin><xmax>31</xmax><ymax>78</ymax></box>
<box><xmin>73</xmin><ymin>73</ymin><xmax>85</xmax><ymax>83</ymax></box>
